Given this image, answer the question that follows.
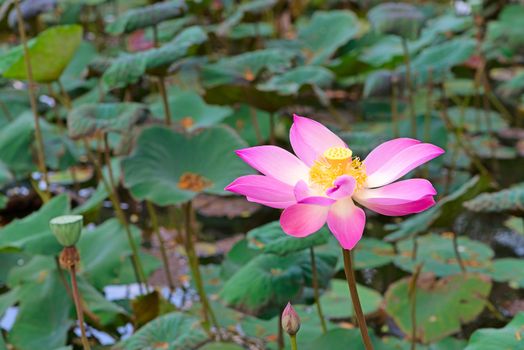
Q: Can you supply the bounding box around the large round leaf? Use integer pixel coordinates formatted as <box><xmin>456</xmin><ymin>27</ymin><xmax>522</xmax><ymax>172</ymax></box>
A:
<box><xmin>486</xmin><ymin>258</ymin><xmax>524</xmax><ymax>289</ymax></box>
<box><xmin>385</xmin><ymin>273</ymin><xmax>492</xmax><ymax>343</ymax></box>
<box><xmin>122</xmin><ymin>125</ymin><xmax>251</xmax><ymax>206</ymax></box>
<box><xmin>394</xmin><ymin>233</ymin><xmax>494</xmax><ymax>277</ymax></box>
<box><xmin>1</xmin><ymin>25</ymin><xmax>83</xmax><ymax>83</ymax></box>
<box><xmin>257</xmin><ymin>65</ymin><xmax>334</xmax><ymax>95</ymax></box>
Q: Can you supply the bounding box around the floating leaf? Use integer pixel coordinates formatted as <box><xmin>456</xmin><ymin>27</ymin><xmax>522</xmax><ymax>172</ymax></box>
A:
<box><xmin>298</xmin><ymin>10</ymin><xmax>359</xmax><ymax>64</ymax></box>
<box><xmin>485</xmin><ymin>258</ymin><xmax>524</xmax><ymax>288</ymax></box>
<box><xmin>368</xmin><ymin>3</ymin><xmax>424</xmax><ymax>40</ymax></box>
<box><xmin>385</xmin><ymin>273</ymin><xmax>491</xmax><ymax>343</ymax></box>
<box><xmin>150</xmin><ymin>89</ymin><xmax>233</xmax><ymax>131</ymax></box>
<box><xmin>464</xmin><ymin>183</ymin><xmax>524</xmax><ymax>213</ymax></box>
<box><xmin>106</xmin><ymin>1</ymin><xmax>187</xmax><ymax>35</ymax></box>
<box><xmin>320</xmin><ymin>280</ymin><xmax>382</xmax><ymax>319</ymax></box>
<box><xmin>198</xmin><ymin>343</ymin><xmax>245</xmax><ymax>350</ymax></box>
<box><xmin>258</xmin><ymin>65</ymin><xmax>334</xmax><ymax>95</ymax></box>
<box><xmin>0</xmin><ymin>195</ymin><xmax>69</xmax><ymax>255</ymax></box>
<box><xmin>394</xmin><ymin>233</ymin><xmax>494</xmax><ymax>277</ymax></box>
<box><xmin>304</xmin><ymin>328</ymin><xmax>377</xmax><ymax>350</ymax></box>
<box><xmin>122</xmin><ymin>125</ymin><xmax>251</xmax><ymax>206</ymax></box>
<box><xmin>1</xmin><ymin>25</ymin><xmax>83</xmax><ymax>83</ymax></box>
<box><xmin>115</xmin><ymin>312</ymin><xmax>207</xmax><ymax>350</ymax></box>
<box><xmin>67</xmin><ymin>102</ymin><xmax>150</xmax><ymax>139</ymax></box>
<box><xmin>465</xmin><ymin>312</ymin><xmax>524</xmax><ymax>349</ymax></box>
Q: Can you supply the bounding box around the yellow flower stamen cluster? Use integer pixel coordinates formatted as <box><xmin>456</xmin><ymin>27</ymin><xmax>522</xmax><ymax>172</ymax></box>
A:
<box><xmin>309</xmin><ymin>147</ymin><xmax>367</xmax><ymax>192</ymax></box>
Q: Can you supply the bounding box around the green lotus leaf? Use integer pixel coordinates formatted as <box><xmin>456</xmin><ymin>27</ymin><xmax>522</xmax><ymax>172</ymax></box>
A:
<box><xmin>465</xmin><ymin>312</ymin><xmax>524</xmax><ymax>349</ymax></box>
<box><xmin>385</xmin><ymin>273</ymin><xmax>491</xmax><ymax>343</ymax></box>
<box><xmin>122</xmin><ymin>125</ymin><xmax>251</xmax><ymax>206</ymax></box>
<box><xmin>0</xmin><ymin>25</ymin><xmax>83</xmax><ymax>83</ymax></box>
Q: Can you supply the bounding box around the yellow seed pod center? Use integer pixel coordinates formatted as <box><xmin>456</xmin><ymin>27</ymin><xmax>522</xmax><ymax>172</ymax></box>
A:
<box><xmin>323</xmin><ymin>147</ymin><xmax>352</xmax><ymax>165</ymax></box>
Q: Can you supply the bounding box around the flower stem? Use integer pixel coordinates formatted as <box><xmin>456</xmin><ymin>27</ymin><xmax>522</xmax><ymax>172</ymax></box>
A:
<box><xmin>70</xmin><ymin>265</ymin><xmax>91</xmax><ymax>350</ymax></box>
<box><xmin>390</xmin><ymin>74</ymin><xmax>399</xmax><ymax>138</ymax></box>
<box><xmin>277</xmin><ymin>312</ymin><xmax>284</xmax><ymax>350</ymax></box>
<box><xmin>342</xmin><ymin>249</ymin><xmax>373</xmax><ymax>350</ymax></box>
<box><xmin>290</xmin><ymin>334</ymin><xmax>298</xmax><ymax>350</ymax></box>
<box><xmin>183</xmin><ymin>202</ymin><xmax>220</xmax><ymax>336</ymax></box>
<box><xmin>14</xmin><ymin>0</ymin><xmax>50</xmax><ymax>202</ymax></box>
<box><xmin>146</xmin><ymin>200</ymin><xmax>176</xmax><ymax>294</ymax></box>
<box><xmin>452</xmin><ymin>232</ymin><xmax>466</xmax><ymax>274</ymax></box>
<box><xmin>309</xmin><ymin>247</ymin><xmax>327</xmax><ymax>334</ymax></box>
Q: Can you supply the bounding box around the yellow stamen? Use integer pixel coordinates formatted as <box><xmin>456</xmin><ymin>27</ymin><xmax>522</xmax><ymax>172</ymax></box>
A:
<box><xmin>309</xmin><ymin>147</ymin><xmax>367</xmax><ymax>192</ymax></box>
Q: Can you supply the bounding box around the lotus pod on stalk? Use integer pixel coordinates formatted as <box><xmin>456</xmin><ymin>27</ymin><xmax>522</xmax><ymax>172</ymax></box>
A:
<box><xmin>368</xmin><ymin>2</ymin><xmax>425</xmax><ymax>40</ymax></box>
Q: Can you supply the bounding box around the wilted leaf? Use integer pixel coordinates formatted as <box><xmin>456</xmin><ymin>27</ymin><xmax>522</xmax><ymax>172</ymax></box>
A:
<box><xmin>464</xmin><ymin>183</ymin><xmax>524</xmax><ymax>213</ymax></box>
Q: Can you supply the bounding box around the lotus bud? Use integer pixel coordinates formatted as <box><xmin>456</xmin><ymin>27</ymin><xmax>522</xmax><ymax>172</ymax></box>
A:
<box><xmin>281</xmin><ymin>302</ymin><xmax>300</xmax><ymax>336</ymax></box>
<box><xmin>368</xmin><ymin>3</ymin><xmax>425</xmax><ymax>40</ymax></box>
<box><xmin>49</xmin><ymin>215</ymin><xmax>83</xmax><ymax>247</ymax></box>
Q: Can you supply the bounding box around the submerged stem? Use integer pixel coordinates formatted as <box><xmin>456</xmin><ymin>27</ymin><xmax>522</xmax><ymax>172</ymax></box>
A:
<box><xmin>183</xmin><ymin>202</ymin><xmax>220</xmax><ymax>336</ymax></box>
<box><xmin>70</xmin><ymin>265</ymin><xmax>91</xmax><ymax>350</ymax></box>
<box><xmin>342</xmin><ymin>249</ymin><xmax>373</xmax><ymax>350</ymax></box>
<box><xmin>309</xmin><ymin>247</ymin><xmax>327</xmax><ymax>334</ymax></box>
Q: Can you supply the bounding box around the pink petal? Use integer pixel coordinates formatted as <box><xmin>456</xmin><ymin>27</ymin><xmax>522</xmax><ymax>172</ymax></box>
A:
<box><xmin>294</xmin><ymin>180</ymin><xmax>335</xmax><ymax>206</ymax></box>
<box><xmin>280</xmin><ymin>203</ymin><xmax>329</xmax><ymax>237</ymax></box>
<box><xmin>365</xmin><ymin>143</ymin><xmax>445</xmax><ymax>188</ymax></box>
<box><xmin>364</xmin><ymin>138</ymin><xmax>421</xmax><ymax>175</ymax></box>
<box><xmin>225</xmin><ymin>175</ymin><xmax>296</xmax><ymax>209</ymax></box>
<box><xmin>290</xmin><ymin>114</ymin><xmax>347</xmax><ymax>166</ymax></box>
<box><xmin>354</xmin><ymin>179</ymin><xmax>437</xmax><ymax>216</ymax></box>
<box><xmin>236</xmin><ymin>145</ymin><xmax>310</xmax><ymax>185</ymax></box>
<box><xmin>327</xmin><ymin>198</ymin><xmax>366</xmax><ymax>250</ymax></box>
<box><xmin>326</xmin><ymin>175</ymin><xmax>356</xmax><ymax>200</ymax></box>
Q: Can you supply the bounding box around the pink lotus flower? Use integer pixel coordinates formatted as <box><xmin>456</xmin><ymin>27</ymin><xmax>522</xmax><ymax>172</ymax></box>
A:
<box><xmin>226</xmin><ymin>115</ymin><xmax>444</xmax><ymax>250</ymax></box>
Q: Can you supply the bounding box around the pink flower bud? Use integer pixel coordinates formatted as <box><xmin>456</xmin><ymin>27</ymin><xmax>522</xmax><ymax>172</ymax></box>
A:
<box><xmin>281</xmin><ymin>302</ymin><xmax>300</xmax><ymax>336</ymax></box>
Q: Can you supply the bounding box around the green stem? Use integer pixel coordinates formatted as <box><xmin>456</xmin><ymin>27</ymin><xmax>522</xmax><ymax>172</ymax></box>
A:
<box><xmin>83</xmin><ymin>139</ymin><xmax>148</xmax><ymax>292</ymax></box>
<box><xmin>249</xmin><ymin>106</ymin><xmax>263</xmax><ymax>144</ymax></box>
<box><xmin>278</xmin><ymin>312</ymin><xmax>284</xmax><ymax>350</ymax></box>
<box><xmin>401</xmin><ymin>38</ymin><xmax>416</xmax><ymax>138</ymax></box>
<box><xmin>146</xmin><ymin>200</ymin><xmax>176</xmax><ymax>294</ymax></box>
<box><xmin>408</xmin><ymin>264</ymin><xmax>422</xmax><ymax>350</ymax></box>
<box><xmin>269</xmin><ymin>113</ymin><xmax>275</xmax><ymax>145</ymax></box>
<box><xmin>309</xmin><ymin>247</ymin><xmax>327</xmax><ymax>334</ymax></box>
<box><xmin>14</xmin><ymin>0</ymin><xmax>50</xmax><ymax>202</ymax></box>
<box><xmin>70</xmin><ymin>265</ymin><xmax>91</xmax><ymax>350</ymax></box>
<box><xmin>342</xmin><ymin>249</ymin><xmax>373</xmax><ymax>350</ymax></box>
<box><xmin>290</xmin><ymin>334</ymin><xmax>298</xmax><ymax>350</ymax></box>
<box><xmin>158</xmin><ymin>76</ymin><xmax>172</xmax><ymax>126</ymax></box>
<box><xmin>183</xmin><ymin>202</ymin><xmax>220</xmax><ymax>336</ymax></box>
